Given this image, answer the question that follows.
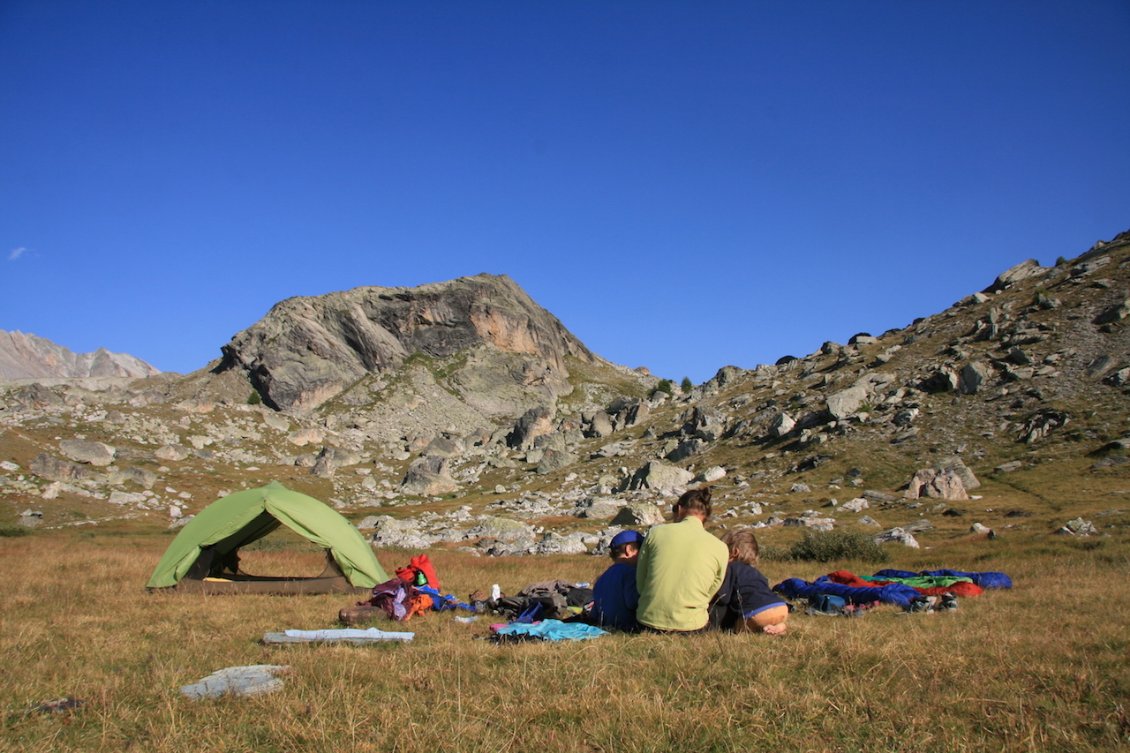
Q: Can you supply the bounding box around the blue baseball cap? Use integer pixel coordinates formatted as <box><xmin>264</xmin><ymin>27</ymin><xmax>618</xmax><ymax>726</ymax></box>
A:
<box><xmin>610</xmin><ymin>530</ymin><xmax>643</xmax><ymax>549</ymax></box>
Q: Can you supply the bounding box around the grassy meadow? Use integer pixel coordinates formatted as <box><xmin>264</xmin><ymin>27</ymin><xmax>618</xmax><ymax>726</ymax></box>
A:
<box><xmin>1</xmin><ymin>524</ymin><xmax>1128</xmax><ymax>753</ymax></box>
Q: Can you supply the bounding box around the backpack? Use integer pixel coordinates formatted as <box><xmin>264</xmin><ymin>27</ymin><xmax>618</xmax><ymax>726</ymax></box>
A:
<box><xmin>395</xmin><ymin>553</ymin><xmax>441</xmax><ymax>590</ymax></box>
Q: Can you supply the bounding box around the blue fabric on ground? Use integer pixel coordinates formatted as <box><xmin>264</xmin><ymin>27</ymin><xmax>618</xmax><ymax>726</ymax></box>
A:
<box><xmin>919</xmin><ymin>569</ymin><xmax>1012</xmax><ymax>589</ymax></box>
<box><xmin>495</xmin><ymin>619</ymin><xmax>608</xmax><ymax>642</ymax></box>
<box><xmin>871</xmin><ymin>568</ymin><xmax>917</xmax><ymax>579</ymax></box>
<box><xmin>416</xmin><ymin>585</ymin><xmax>477</xmax><ymax>612</ymax></box>
<box><xmin>773</xmin><ymin>577</ymin><xmax>920</xmax><ymax>609</ymax></box>
<box><xmin>873</xmin><ymin>568</ymin><xmax>1013</xmax><ymax>589</ymax></box>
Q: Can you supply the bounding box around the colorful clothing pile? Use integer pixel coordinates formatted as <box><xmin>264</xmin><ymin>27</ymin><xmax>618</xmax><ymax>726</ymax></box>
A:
<box><xmin>773</xmin><ymin>568</ymin><xmax>1011</xmax><ymax>610</ymax></box>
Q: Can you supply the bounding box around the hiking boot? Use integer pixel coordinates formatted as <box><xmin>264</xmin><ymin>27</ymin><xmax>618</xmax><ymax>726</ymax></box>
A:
<box><xmin>338</xmin><ymin>604</ymin><xmax>383</xmax><ymax>626</ymax></box>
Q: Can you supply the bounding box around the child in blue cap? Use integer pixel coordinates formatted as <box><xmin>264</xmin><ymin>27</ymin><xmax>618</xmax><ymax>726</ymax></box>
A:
<box><xmin>589</xmin><ymin>529</ymin><xmax>643</xmax><ymax>631</ymax></box>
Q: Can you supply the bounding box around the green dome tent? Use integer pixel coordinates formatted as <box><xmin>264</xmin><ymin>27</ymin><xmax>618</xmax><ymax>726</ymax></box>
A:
<box><xmin>147</xmin><ymin>481</ymin><xmax>388</xmax><ymax>595</ymax></box>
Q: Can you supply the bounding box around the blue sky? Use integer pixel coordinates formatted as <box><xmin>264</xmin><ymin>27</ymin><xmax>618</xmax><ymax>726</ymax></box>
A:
<box><xmin>2</xmin><ymin>2</ymin><xmax>1128</xmax><ymax>383</ymax></box>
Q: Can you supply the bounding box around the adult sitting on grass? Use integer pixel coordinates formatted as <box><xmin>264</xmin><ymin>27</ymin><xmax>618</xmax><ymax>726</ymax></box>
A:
<box><xmin>635</xmin><ymin>486</ymin><xmax>729</xmax><ymax>633</ymax></box>
<box><xmin>709</xmin><ymin>528</ymin><xmax>788</xmax><ymax>635</ymax></box>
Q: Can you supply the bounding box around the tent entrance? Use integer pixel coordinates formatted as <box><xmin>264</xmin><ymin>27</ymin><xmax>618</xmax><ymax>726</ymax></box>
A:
<box><xmin>180</xmin><ymin>531</ymin><xmax>361</xmax><ymax>595</ymax></box>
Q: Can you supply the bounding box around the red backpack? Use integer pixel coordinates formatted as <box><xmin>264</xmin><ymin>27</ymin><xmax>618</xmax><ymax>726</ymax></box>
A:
<box><xmin>394</xmin><ymin>553</ymin><xmax>441</xmax><ymax>591</ymax></box>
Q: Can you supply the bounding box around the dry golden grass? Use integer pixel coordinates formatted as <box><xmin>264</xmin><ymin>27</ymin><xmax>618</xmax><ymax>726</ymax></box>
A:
<box><xmin>1</xmin><ymin>527</ymin><xmax>1128</xmax><ymax>753</ymax></box>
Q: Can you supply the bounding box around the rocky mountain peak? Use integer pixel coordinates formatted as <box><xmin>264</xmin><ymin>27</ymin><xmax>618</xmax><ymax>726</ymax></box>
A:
<box><xmin>214</xmin><ymin>273</ymin><xmax>600</xmax><ymax>412</ymax></box>
<box><xmin>0</xmin><ymin>330</ymin><xmax>159</xmax><ymax>381</ymax></box>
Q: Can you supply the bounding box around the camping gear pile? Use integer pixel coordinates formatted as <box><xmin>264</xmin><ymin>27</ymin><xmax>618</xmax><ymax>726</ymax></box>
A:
<box><xmin>338</xmin><ymin>557</ymin><xmax>595</xmax><ymax>633</ymax></box>
<box><xmin>338</xmin><ymin>553</ymin><xmax>481</xmax><ymax>624</ymax></box>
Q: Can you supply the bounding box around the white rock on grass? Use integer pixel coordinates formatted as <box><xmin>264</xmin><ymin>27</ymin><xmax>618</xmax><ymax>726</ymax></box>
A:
<box><xmin>696</xmin><ymin>466</ymin><xmax>727</xmax><ymax>483</ymax></box>
<box><xmin>109</xmin><ymin>491</ymin><xmax>147</xmax><ymax>506</ymax></box>
<box><xmin>874</xmin><ymin>527</ymin><xmax>920</xmax><ymax>548</ymax></box>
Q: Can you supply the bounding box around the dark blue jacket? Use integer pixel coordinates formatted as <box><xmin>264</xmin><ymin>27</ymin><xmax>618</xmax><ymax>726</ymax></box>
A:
<box><xmin>709</xmin><ymin>561</ymin><xmax>785</xmax><ymax>630</ymax></box>
<box><xmin>591</xmin><ymin>562</ymin><xmax>639</xmax><ymax>631</ymax></box>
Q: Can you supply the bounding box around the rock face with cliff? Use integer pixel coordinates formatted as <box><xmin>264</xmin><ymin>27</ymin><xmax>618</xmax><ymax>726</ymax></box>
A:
<box><xmin>213</xmin><ymin>274</ymin><xmax>599</xmax><ymax>413</ymax></box>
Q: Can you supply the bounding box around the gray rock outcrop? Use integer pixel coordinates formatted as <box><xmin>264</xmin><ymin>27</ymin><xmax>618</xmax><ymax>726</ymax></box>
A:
<box><xmin>626</xmin><ymin>461</ymin><xmax>694</xmax><ymax>494</ymax></box>
<box><xmin>59</xmin><ymin>440</ymin><xmax>116</xmax><ymax>467</ymax></box>
<box><xmin>213</xmin><ymin>274</ymin><xmax>598</xmax><ymax>413</ymax></box>
<box><xmin>612</xmin><ymin>502</ymin><xmax>666</xmax><ymax>527</ymax></box>
<box><xmin>400</xmin><ymin>456</ymin><xmax>458</xmax><ymax>496</ymax></box>
<box><xmin>904</xmin><ymin>468</ymin><xmax>969</xmax><ymax>500</ymax></box>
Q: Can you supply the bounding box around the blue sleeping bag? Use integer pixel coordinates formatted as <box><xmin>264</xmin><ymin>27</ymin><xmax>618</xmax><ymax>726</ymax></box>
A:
<box><xmin>773</xmin><ymin>576</ymin><xmax>921</xmax><ymax>609</ymax></box>
<box><xmin>873</xmin><ymin>568</ymin><xmax>1013</xmax><ymax>589</ymax></box>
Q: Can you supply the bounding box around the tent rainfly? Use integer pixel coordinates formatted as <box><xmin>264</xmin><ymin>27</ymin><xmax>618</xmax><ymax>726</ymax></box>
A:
<box><xmin>146</xmin><ymin>481</ymin><xmax>388</xmax><ymax>595</ymax></box>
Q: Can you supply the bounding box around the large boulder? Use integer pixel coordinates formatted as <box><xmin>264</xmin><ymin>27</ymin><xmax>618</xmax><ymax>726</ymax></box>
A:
<box><xmin>682</xmin><ymin>407</ymin><xmax>724</xmax><ymax>441</ymax></box>
<box><xmin>612</xmin><ymin>502</ymin><xmax>666</xmax><ymax>527</ymax></box>
<box><xmin>573</xmin><ymin>497</ymin><xmax>627</xmax><ymax>519</ymax></box>
<box><xmin>959</xmin><ymin>362</ymin><xmax>994</xmax><ymax>395</ymax></box>
<box><xmin>626</xmin><ymin>461</ymin><xmax>694</xmax><ymax>494</ymax></box>
<box><xmin>367</xmin><ymin>516</ymin><xmax>437</xmax><ymax>549</ymax></box>
<box><xmin>466</xmin><ymin>516</ymin><xmax>537</xmax><ymax>544</ymax></box>
<box><xmin>826</xmin><ymin>374</ymin><xmax>892</xmax><ymax>420</ymax></box>
<box><xmin>609</xmin><ymin>398</ymin><xmax>649</xmax><ymax>430</ymax></box>
<box><xmin>507</xmin><ymin>406</ymin><xmax>555</xmax><ymax>450</ymax></box>
<box><xmin>536</xmin><ymin>448</ymin><xmax>576</xmax><ymax>475</ymax></box>
<box><xmin>400</xmin><ymin>455</ymin><xmax>458</xmax><ymax>496</ymax></box>
<box><xmin>904</xmin><ymin>468</ymin><xmax>969</xmax><ymax>500</ymax></box>
<box><xmin>826</xmin><ymin>384</ymin><xmax>869</xmax><ymax>420</ymax></box>
<box><xmin>586</xmin><ymin>411</ymin><xmax>614</xmax><ymax>438</ymax></box>
<box><xmin>30</xmin><ymin>453</ymin><xmax>89</xmax><ymax>482</ymax></box>
<box><xmin>920</xmin><ymin>367</ymin><xmax>960</xmax><ymax>394</ymax></box>
<box><xmin>154</xmin><ymin>445</ymin><xmax>190</xmax><ymax>462</ymax></box>
<box><xmin>984</xmin><ymin>259</ymin><xmax>1048</xmax><ymax>292</ymax></box>
<box><xmin>874</xmin><ymin>527</ymin><xmax>920</xmax><ymax>549</ymax></box>
<box><xmin>769</xmin><ymin>412</ymin><xmax>796</xmax><ymax>438</ymax></box>
<box><xmin>939</xmin><ymin>456</ymin><xmax>981</xmax><ymax>491</ymax></box>
<box><xmin>59</xmin><ymin>439</ymin><xmax>116</xmax><ymax>467</ymax></box>
<box><xmin>531</xmin><ymin>532</ymin><xmax>589</xmax><ymax>555</ymax></box>
<box><xmin>311</xmin><ymin>445</ymin><xmax>361</xmax><ymax>478</ymax></box>
<box><xmin>665</xmin><ymin>439</ymin><xmax>706</xmax><ymax>462</ymax></box>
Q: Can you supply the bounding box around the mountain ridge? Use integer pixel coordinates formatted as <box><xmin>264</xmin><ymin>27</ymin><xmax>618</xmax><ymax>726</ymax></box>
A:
<box><xmin>1</xmin><ymin>228</ymin><xmax>1128</xmax><ymax>555</ymax></box>
<box><xmin>0</xmin><ymin>330</ymin><xmax>160</xmax><ymax>381</ymax></box>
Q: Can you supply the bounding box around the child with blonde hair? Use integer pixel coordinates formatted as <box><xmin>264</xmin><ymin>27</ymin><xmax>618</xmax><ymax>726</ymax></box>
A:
<box><xmin>709</xmin><ymin>528</ymin><xmax>788</xmax><ymax>635</ymax></box>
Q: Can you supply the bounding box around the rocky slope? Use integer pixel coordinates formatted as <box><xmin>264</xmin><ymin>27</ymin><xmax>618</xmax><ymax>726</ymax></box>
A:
<box><xmin>0</xmin><ymin>330</ymin><xmax>160</xmax><ymax>381</ymax></box>
<box><xmin>1</xmin><ymin>231</ymin><xmax>1127</xmax><ymax>557</ymax></box>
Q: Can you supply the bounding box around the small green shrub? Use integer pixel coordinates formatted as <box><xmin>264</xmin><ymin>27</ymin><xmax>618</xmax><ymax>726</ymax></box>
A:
<box><xmin>247</xmin><ymin>390</ymin><xmax>262</xmax><ymax>406</ymax></box>
<box><xmin>0</xmin><ymin>525</ymin><xmax>30</xmax><ymax>537</ymax></box>
<box><xmin>680</xmin><ymin>376</ymin><xmax>693</xmax><ymax>393</ymax></box>
<box><xmin>759</xmin><ymin>544</ymin><xmax>792</xmax><ymax>562</ymax></box>
<box><xmin>788</xmin><ymin>530</ymin><xmax>889</xmax><ymax>563</ymax></box>
<box><xmin>651</xmin><ymin>379</ymin><xmax>674</xmax><ymax>398</ymax></box>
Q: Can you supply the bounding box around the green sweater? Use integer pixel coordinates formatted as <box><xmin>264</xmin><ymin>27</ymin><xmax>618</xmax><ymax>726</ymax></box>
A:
<box><xmin>635</xmin><ymin>517</ymin><xmax>729</xmax><ymax>631</ymax></box>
